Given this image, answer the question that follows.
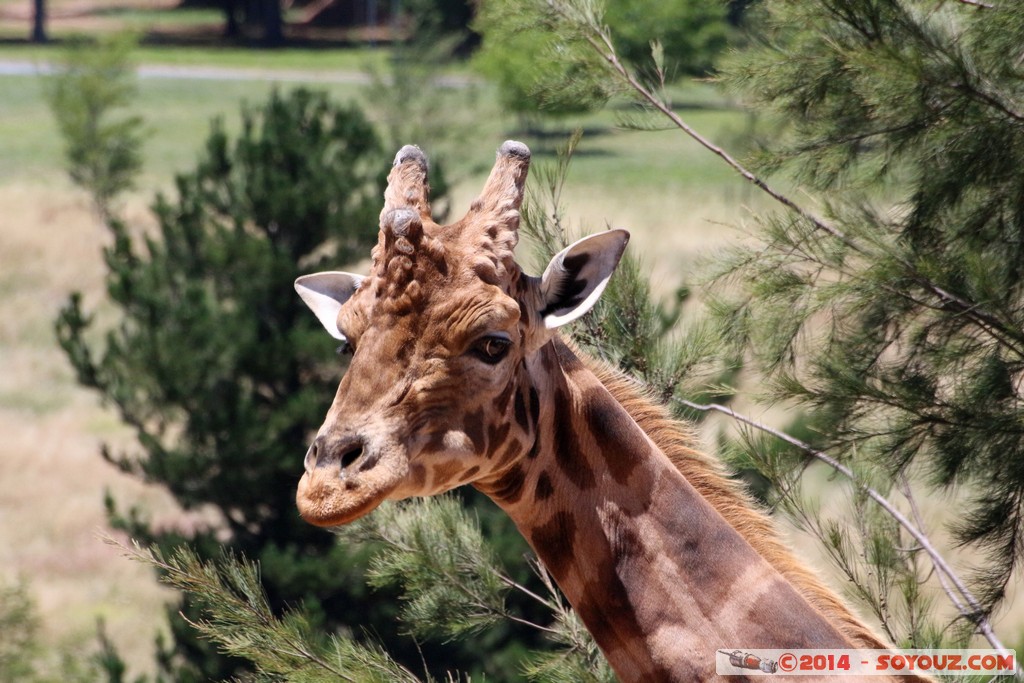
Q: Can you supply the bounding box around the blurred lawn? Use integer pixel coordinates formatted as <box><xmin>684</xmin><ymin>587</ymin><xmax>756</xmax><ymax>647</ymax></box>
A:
<box><xmin>0</xmin><ymin>48</ymin><xmax>761</xmax><ymax>212</ymax></box>
<box><xmin>0</xmin><ymin>42</ymin><xmax>392</xmax><ymax>70</ymax></box>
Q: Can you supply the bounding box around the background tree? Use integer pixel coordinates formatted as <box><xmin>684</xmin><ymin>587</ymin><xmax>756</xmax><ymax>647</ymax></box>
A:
<box><xmin>0</xmin><ymin>577</ymin><xmax>133</xmax><ymax>682</ymax></box>
<box><xmin>602</xmin><ymin>0</ymin><xmax>728</xmax><ymax>79</ymax></box>
<box><xmin>256</xmin><ymin>0</ymin><xmax>284</xmax><ymax>45</ymax></box>
<box><xmin>31</xmin><ymin>0</ymin><xmax>46</xmax><ymax>43</ymax></box>
<box><xmin>399</xmin><ymin>0</ymin><xmax>477</xmax><ymax>54</ymax></box>
<box><xmin>472</xmin><ymin>0</ymin><xmax>730</xmax><ymax>125</ymax></box>
<box><xmin>45</xmin><ymin>34</ymin><xmax>143</xmax><ymax>220</ymax></box>
<box><xmin>51</xmin><ymin>73</ymin><xmax>397</xmax><ymax>678</ymax></box>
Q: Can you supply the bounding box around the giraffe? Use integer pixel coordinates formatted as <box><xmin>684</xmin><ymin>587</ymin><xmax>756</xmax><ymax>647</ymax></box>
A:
<box><xmin>293</xmin><ymin>142</ymin><xmax>924</xmax><ymax>682</ymax></box>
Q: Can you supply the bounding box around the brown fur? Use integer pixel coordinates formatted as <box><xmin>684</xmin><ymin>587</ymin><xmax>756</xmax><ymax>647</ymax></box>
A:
<box><xmin>578</xmin><ymin>347</ymin><xmax>891</xmax><ymax>652</ymax></box>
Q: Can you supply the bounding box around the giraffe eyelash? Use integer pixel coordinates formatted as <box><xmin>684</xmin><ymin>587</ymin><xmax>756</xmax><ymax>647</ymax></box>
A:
<box><xmin>469</xmin><ymin>334</ymin><xmax>512</xmax><ymax>364</ymax></box>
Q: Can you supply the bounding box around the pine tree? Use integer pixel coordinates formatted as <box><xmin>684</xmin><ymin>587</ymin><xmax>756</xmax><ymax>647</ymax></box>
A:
<box><xmin>54</xmin><ymin>86</ymin><xmax>396</xmax><ymax>680</ymax></box>
<box><xmin>712</xmin><ymin>0</ymin><xmax>1024</xmax><ymax>625</ymax></box>
<box><xmin>45</xmin><ymin>34</ymin><xmax>143</xmax><ymax>218</ymax></box>
<box><xmin>472</xmin><ymin>0</ymin><xmax>730</xmax><ymax>125</ymax></box>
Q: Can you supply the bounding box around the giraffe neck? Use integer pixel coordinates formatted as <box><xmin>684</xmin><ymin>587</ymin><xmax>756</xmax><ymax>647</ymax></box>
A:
<box><xmin>478</xmin><ymin>338</ymin><xmax>857</xmax><ymax>682</ymax></box>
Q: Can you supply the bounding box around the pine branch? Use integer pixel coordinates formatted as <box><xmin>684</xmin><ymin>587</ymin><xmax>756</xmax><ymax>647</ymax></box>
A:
<box><xmin>538</xmin><ymin>1</ymin><xmax>862</xmax><ymax>252</ymax></box>
<box><xmin>674</xmin><ymin>399</ymin><xmax>1010</xmax><ymax>655</ymax></box>
<box><xmin>110</xmin><ymin>538</ymin><xmax>423</xmax><ymax>682</ymax></box>
<box><xmin>540</xmin><ymin>0</ymin><xmax>1024</xmax><ymax>360</ymax></box>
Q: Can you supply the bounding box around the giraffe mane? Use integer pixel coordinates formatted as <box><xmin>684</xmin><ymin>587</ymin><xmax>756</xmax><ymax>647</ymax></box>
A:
<box><xmin>575</xmin><ymin>344</ymin><xmax>890</xmax><ymax>651</ymax></box>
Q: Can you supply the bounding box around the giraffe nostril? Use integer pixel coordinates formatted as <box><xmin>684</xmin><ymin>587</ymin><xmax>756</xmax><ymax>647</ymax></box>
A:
<box><xmin>304</xmin><ymin>438</ymin><xmax>321</xmax><ymax>473</ymax></box>
<box><xmin>340</xmin><ymin>444</ymin><xmax>364</xmax><ymax>470</ymax></box>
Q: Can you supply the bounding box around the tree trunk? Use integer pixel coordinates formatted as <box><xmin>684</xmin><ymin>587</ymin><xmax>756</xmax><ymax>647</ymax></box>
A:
<box><xmin>31</xmin><ymin>0</ymin><xmax>47</xmax><ymax>43</ymax></box>
<box><xmin>223</xmin><ymin>0</ymin><xmax>240</xmax><ymax>38</ymax></box>
<box><xmin>262</xmin><ymin>0</ymin><xmax>283</xmax><ymax>46</ymax></box>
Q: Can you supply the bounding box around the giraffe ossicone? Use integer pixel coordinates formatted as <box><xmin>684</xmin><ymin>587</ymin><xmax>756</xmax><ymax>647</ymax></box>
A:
<box><xmin>294</xmin><ymin>142</ymin><xmax>924</xmax><ymax>682</ymax></box>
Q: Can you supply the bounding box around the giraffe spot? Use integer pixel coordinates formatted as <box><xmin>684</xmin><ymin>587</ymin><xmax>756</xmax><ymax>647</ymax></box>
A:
<box><xmin>514</xmin><ymin>386</ymin><xmax>529</xmax><ymax>430</ymax></box>
<box><xmin>664</xmin><ymin>494</ymin><xmax>752</xmax><ymax>621</ymax></box>
<box><xmin>432</xmin><ymin>459</ymin><xmax>463</xmax><ymax>488</ymax></box>
<box><xmin>553</xmin><ymin>388</ymin><xmax>596</xmax><ymax>490</ymax></box>
<box><xmin>574</xmin><ymin>553</ymin><xmax>679</xmax><ymax>683</ymax></box>
<box><xmin>735</xmin><ymin>576</ymin><xmax>847</xmax><ymax>649</ymax></box>
<box><xmin>540</xmin><ymin>346</ymin><xmax>557</xmax><ymax>374</ymax></box>
<box><xmin>460</xmin><ymin>465</ymin><xmax>480</xmax><ymax>483</ymax></box>
<box><xmin>529</xmin><ymin>511</ymin><xmax>576</xmax><ymax>582</ymax></box>
<box><xmin>524</xmin><ymin>432</ymin><xmax>541</xmax><ymax>460</ymax></box>
<box><xmin>411</xmin><ymin>463</ymin><xmax>427</xmax><ymax>488</ymax></box>
<box><xmin>609</xmin><ymin>517</ymin><xmax>644</xmax><ymax>560</ymax></box>
<box><xmin>492</xmin><ymin>437</ymin><xmax>522</xmax><ymax>467</ymax></box>
<box><xmin>487</xmin><ymin>464</ymin><xmax>526</xmax><ymax>504</ymax></box>
<box><xmin>553</xmin><ymin>338</ymin><xmax>588</xmax><ymax>376</ymax></box>
<box><xmin>575</xmin><ymin>577</ymin><xmax>646</xmax><ymax>660</ymax></box>
<box><xmin>486</xmin><ymin>420</ymin><xmax>511</xmax><ymax>458</ymax></box>
<box><xmin>534</xmin><ymin>471</ymin><xmax>554</xmax><ymax>501</ymax></box>
<box><xmin>494</xmin><ymin>379</ymin><xmax>516</xmax><ymax>414</ymax></box>
<box><xmin>426</xmin><ymin>431</ymin><xmax>446</xmax><ymax>452</ymax></box>
<box><xmin>528</xmin><ymin>386</ymin><xmax>540</xmax><ymax>430</ymax></box>
<box><xmin>464</xmin><ymin>408</ymin><xmax>486</xmax><ymax>454</ymax></box>
<box><xmin>584</xmin><ymin>388</ymin><xmax>641</xmax><ymax>485</ymax></box>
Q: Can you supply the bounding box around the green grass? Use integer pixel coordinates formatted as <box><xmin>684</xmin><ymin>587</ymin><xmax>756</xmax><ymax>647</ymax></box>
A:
<box><xmin>0</xmin><ymin>71</ymin><xmax>368</xmax><ymax>184</ymax></box>
<box><xmin>0</xmin><ymin>42</ymin><xmax>392</xmax><ymax>72</ymax></box>
<box><xmin>84</xmin><ymin>6</ymin><xmax>221</xmax><ymax>24</ymax></box>
<box><xmin>0</xmin><ymin>47</ymin><xmax>755</xmax><ymax>197</ymax></box>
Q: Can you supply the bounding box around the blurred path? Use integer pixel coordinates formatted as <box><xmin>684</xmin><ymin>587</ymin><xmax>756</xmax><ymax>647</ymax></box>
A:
<box><xmin>0</xmin><ymin>59</ymin><xmax>373</xmax><ymax>83</ymax></box>
<box><xmin>0</xmin><ymin>59</ymin><xmax>475</xmax><ymax>85</ymax></box>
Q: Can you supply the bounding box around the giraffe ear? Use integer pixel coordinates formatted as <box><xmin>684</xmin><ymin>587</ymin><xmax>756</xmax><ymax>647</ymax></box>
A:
<box><xmin>294</xmin><ymin>272</ymin><xmax>364</xmax><ymax>340</ymax></box>
<box><xmin>539</xmin><ymin>229</ymin><xmax>630</xmax><ymax>329</ymax></box>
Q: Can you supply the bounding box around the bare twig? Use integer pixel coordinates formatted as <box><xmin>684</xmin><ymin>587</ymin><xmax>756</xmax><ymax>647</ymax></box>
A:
<box><xmin>896</xmin><ymin>475</ymin><xmax>972</xmax><ymax>622</ymax></box>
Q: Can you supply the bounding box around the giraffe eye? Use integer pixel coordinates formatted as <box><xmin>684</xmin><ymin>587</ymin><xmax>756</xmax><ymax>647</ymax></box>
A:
<box><xmin>470</xmin><ymin>334</ymin><xmax>512</xmax><ymax>364</ymax></box>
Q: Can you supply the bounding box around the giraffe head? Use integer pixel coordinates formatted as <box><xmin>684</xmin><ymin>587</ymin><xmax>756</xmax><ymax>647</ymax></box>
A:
<box><xmin>294</xmin><ymin>142</ymin><xmax>628</xmax><ymax>527</ymax></box>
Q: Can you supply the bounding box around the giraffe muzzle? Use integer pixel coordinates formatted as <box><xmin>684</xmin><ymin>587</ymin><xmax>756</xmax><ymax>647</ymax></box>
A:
<box><xmin>296</xmin><ymin>433</ymin><xmax>408</xmax><ymax>527</ymax></box>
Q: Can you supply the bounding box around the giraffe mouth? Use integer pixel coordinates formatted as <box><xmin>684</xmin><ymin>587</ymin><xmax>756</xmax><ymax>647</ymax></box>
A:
<box><xmin>295</xmin><ymin>451</ymin><xmax>407</xmax><ymax>527</ymax></box>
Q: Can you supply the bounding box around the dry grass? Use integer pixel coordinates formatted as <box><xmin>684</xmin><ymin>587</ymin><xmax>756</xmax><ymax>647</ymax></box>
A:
<box><xmin>0</xmin><ymin>180</ymin><xmax>181</xmax><ymax>675</ymax></box>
